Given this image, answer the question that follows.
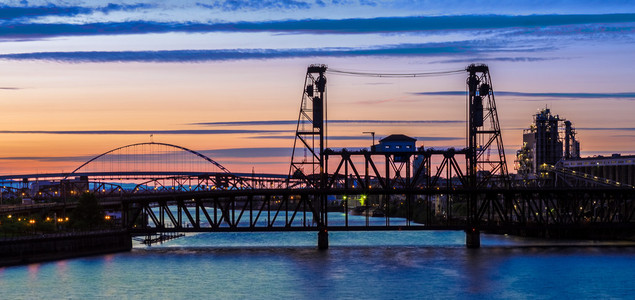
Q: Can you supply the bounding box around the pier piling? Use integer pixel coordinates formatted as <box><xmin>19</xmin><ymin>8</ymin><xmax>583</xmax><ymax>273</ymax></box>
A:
<box><xmin>466</xmin><ymin>228</ymin><xmax>481</xmax><ymax>248</ymax></box>
<box><xmin>318</xmin><ymin>228</ymin><xmax>329</xmax><ymax>250</ymax></box>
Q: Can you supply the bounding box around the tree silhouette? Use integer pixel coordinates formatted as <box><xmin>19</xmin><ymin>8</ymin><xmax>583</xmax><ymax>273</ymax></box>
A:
<box><xmin>70</xmin><ymin>193</ymin><xmax>104</xmax><ymax>230</ymax></box>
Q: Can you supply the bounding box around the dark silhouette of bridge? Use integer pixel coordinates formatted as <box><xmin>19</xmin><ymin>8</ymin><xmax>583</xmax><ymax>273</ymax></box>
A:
<box><xmin>1</xmin><ymin>64</ymin><xmax>634</xmax><ymax>249</ymax></box>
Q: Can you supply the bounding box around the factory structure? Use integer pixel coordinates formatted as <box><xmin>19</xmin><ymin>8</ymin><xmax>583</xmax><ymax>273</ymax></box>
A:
<box><xmin>349</xmin><ymin>108</ymin><xmax>633</xmax><ymax>188</ymax></box>
<box><xmin>515</xmin><ymin>108</ymin><xmax>635</xmax><ymax>187</ymax></box>
<box><xmin>515</xmin><ymin>108</ymin><xmax>580</xmax><ymax>175</ymax></box>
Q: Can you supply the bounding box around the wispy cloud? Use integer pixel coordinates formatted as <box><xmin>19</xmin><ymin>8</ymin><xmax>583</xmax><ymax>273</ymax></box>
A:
<box><xmin>196</xmin><ymin>1</ymin><xmax>311</xmax><ymax>11</ymax></box>
<box><xmin>195</xmin><ymin>120</ymin><xmax>297</xmax><ymax>126</ymax></box>
<box><xmin>499</xmin><ymin>92</ymin><xmax>635</xmax><ymax>99</ymax></box>
<box><xmin>329</xmin><ymin>120</ymin><xmax>465</xmax><ymax>125</ymax></box>
<box><xmin>415</xmin><ymin>91</ymin><xmax>635</xmax><ymax>100</ymax></box>
<box><xmin>198</xmin><ymin>0</ymin><xmax>373</xmax><ymax>12</ymax></box>
<box><xmin>201</xmin><ymin>147</ymin><xmax>292</xmax><ymax>158</ymax></box>
<box><xmin>0</xmin><ymin>5</ymin><xmax>87</xmax><ymax>21</ymax></box>
<box><xmin>194</xmin><ymin>119</ymin><xmax>464</xmax><ymax>126</ymax></box>
<box><xmin>334</xmin><ymin>135</ymin><xmax>462</xmax><ymax>141</ymax></box>
<box><xmin>578</xmin><ymin>127</ymin><xmax>635</xmax><ymax>131</ymax></box>
<box><xmin>0</xmin><ymin>155</ymin><xmax>93</xmax><ymax>162</ymax></box>
<box><xmin>579</xmin><ymin>150</ymin><xmax>635</xmax><ymax>156</ymax></box>
<box><xmin>251</xmin><ymin>135</ymin><xmax>462</xmax><ymax>141</ymax></box>
<box><xmin>506</xmin><ymin>127</ymin><xmax>635</xmax><ymax>132</ymax></box>
<box><xmin>0</xmin><ymin>129</ymin><xmax>290</xmax><ymax>135</ymax></box>
<box><xmin>96</xmin><ymin>3</ymin><xmax>155</xmax><ymax>13</ymax></box>
<box><xmin>0</xmin><ymin>43</ymin><xmax>489</xmax><ymax>62</ymax></box>
<box><xmin>0</xmin><ymin>86</ymin><xmax>20</xmax><ymax>90</ymax></box>
<box><xmin>352</xmin><ymin>98</ymin><xmax>409</xmax><ymax>105</ymax></box>
<box><xmin>4</xmin><ymin>1</ymin><xmax>635</xmax><ymax>24</ymax></box>
<box><xmin>234</xmin><ymin>14</ymin><xmax>635</xmax><ymax>34</ymax></box>
<box><xmin>0</xmin><ymin>148</ymin><xmax>286</xmax><ymax>161</ymax></box>
<box><xmin>2</xmin><ymin>14</ymin><xmax>634</xmax><ymax>39</ymax></box>
<box><xmin>213</xmin><ymin>160</ymin><xmax>286</xmax><ymax>166</ymax></box>
<box><xmin>433</xmin><ymin>57</ymin><xmax>557</xmax><ymax>64</ymax></box>
<box><xmin>0</xmin><ymin>3</ymin><xmax>154</xmax><ymax>22</ymax></box>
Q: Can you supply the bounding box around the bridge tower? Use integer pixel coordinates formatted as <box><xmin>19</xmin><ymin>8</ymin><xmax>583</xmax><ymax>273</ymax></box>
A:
<box><xmin>288</xmin><ymin>64</ymin><xmax>329</xmax><ymax>249</ymax></box>
<box><xmin>466</xmin><ymin>64</ymin><xmax>508</xmax><ymax>187</ymax></box>
<box><xmin>466</xmin><ymin>64</ymin><xmax>508</xmax><ymax>248</ymax></box>
<box><xmin>288</xmin><ymin>64</ymin><xmax>328</xmax><ymax>188</ymax></box>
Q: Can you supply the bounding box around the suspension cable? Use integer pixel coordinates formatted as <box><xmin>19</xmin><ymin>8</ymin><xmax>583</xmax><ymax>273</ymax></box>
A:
<box><xmin>327</xmin><ymin>68</ymin><xmax>465</xmax><ymax>78</ymax></box>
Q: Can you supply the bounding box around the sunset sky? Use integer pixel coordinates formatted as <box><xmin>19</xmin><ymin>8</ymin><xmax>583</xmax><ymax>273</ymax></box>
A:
<box><xmin>1</xmin><ymin>0</ymin><xmax>634</xmax><ymax>175</ymax></box>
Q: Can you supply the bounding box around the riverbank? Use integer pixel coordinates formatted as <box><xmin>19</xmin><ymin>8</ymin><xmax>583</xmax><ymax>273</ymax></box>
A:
<box><xmin>0</xmin><ymin>229</ymin><xmax>132</xmax><ymax>267</ymax></box>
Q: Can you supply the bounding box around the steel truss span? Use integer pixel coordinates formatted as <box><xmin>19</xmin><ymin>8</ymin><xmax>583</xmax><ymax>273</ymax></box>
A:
<box><xmin>122</xmin><ymin>188</ymin><xmax>635</xmax><ymax>236</ymax></box>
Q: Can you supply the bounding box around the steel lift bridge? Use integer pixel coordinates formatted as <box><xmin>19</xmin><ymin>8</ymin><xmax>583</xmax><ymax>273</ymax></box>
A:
<box><xmin>116</xmin><ymin>64</ymin><xmax>634</xmax><ymax>248</ymax></box>
<box><xmin>3</xmin><ymin>64</ymin><xmax>634</xmax><ymax>248</ymax></box>
<box><xmin>285</xmin><ymin>64</ymin><xmax>509</xmax><ymax>248</ymax></box>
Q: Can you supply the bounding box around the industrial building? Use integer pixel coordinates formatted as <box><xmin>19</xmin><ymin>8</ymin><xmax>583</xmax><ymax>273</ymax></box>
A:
<box><xmin>515</xmin><ymin>108</ymin><xmax>634</xmax><ymax>187</ymax></box>
<box><xmin>515</xmin><ymin>108</ymin><xmax>579</xmax><ymax>175</ymax></box>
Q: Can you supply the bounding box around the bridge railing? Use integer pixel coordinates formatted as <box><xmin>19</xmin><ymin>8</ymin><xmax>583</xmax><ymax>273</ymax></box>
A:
<box><xmin>541</xmin><ymin>164</ymin><xmax>635</xmax><ymax>189</ymax></box>
<box><xmin>117</xmin><ymin>187</ymin><xmax>635</xmax><ymax>235</ymax></box>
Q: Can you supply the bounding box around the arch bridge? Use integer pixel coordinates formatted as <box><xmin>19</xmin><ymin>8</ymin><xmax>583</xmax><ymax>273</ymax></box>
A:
<box><xmin>1</xmin><ymin>142</ymin><xmax>293</xmax><ymax>201</ymax></box>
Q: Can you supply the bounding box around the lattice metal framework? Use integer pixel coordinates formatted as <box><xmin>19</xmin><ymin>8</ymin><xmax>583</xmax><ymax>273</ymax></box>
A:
<box><xmin>120</xmin><ymin>188</ymin><xmax>635</xmax><ymax>235</ymax></box>
<box><xmin>466</xmin><ymin>64</ymin><xmax>508</xmax><ymax>187</ymax></box>
<box><xmin>288</xmin><ymin>65</ymin><xmax>328</xmax><ymax>189</ymax></box>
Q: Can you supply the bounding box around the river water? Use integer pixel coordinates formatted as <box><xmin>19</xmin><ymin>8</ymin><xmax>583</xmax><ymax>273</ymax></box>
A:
<box><xmin>1</xmin><ymin>213</ymin><xmax>634</xmax><ymax>299</ymax></box>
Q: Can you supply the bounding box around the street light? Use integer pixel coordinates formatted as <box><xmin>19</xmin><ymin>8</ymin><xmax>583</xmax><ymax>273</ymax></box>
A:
<box><xmin>363</xmin><ymin>131</ymin><xmax>375</xmax><ymax>146</ymax></box>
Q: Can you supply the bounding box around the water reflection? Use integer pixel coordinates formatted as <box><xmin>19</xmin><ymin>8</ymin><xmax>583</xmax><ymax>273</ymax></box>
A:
<box><xmin>27</xmin><ymin>263</ymin><xmax>40</xmax><ymax>281</ymax></box>
<box><xmin>0</xmin><ymin>213</ymin><xmax>634</xmax><ymax>299</ymax></box>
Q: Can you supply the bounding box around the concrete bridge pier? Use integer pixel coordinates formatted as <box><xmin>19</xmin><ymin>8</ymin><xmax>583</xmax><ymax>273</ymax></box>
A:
<box><xmin>317</xmin><ymin>228</ymin><xmax>329</xmax><ymax>250</ymax></box>
<box><xmin>465</xmin><ymin>228</ymin><xmax>481</xmax><ymax>249</ymax></box>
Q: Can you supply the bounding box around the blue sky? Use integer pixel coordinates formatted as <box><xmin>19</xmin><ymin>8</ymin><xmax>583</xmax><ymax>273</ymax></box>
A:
<box><xmin>1</xmin><ymin>0</ymin><xmax>634</xmax><ymax>174</ymax></box>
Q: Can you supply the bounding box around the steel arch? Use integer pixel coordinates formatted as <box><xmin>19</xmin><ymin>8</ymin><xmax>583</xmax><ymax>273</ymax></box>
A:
<box><xmin>65</xmin><ymin>142</ymin><xmax>231</xmax><ymax>179</ymax></box>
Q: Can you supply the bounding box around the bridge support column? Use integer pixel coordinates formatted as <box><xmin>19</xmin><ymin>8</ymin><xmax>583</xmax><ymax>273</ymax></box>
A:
<box><xmin>465</xmin><ymin>228</ymin><xmax>480</xmax><ymax>249</ymax></box>
<box><xmin>317</xmin><ymin>228</ymin><xmax>329</xmax><ymax>250</ymax></box>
